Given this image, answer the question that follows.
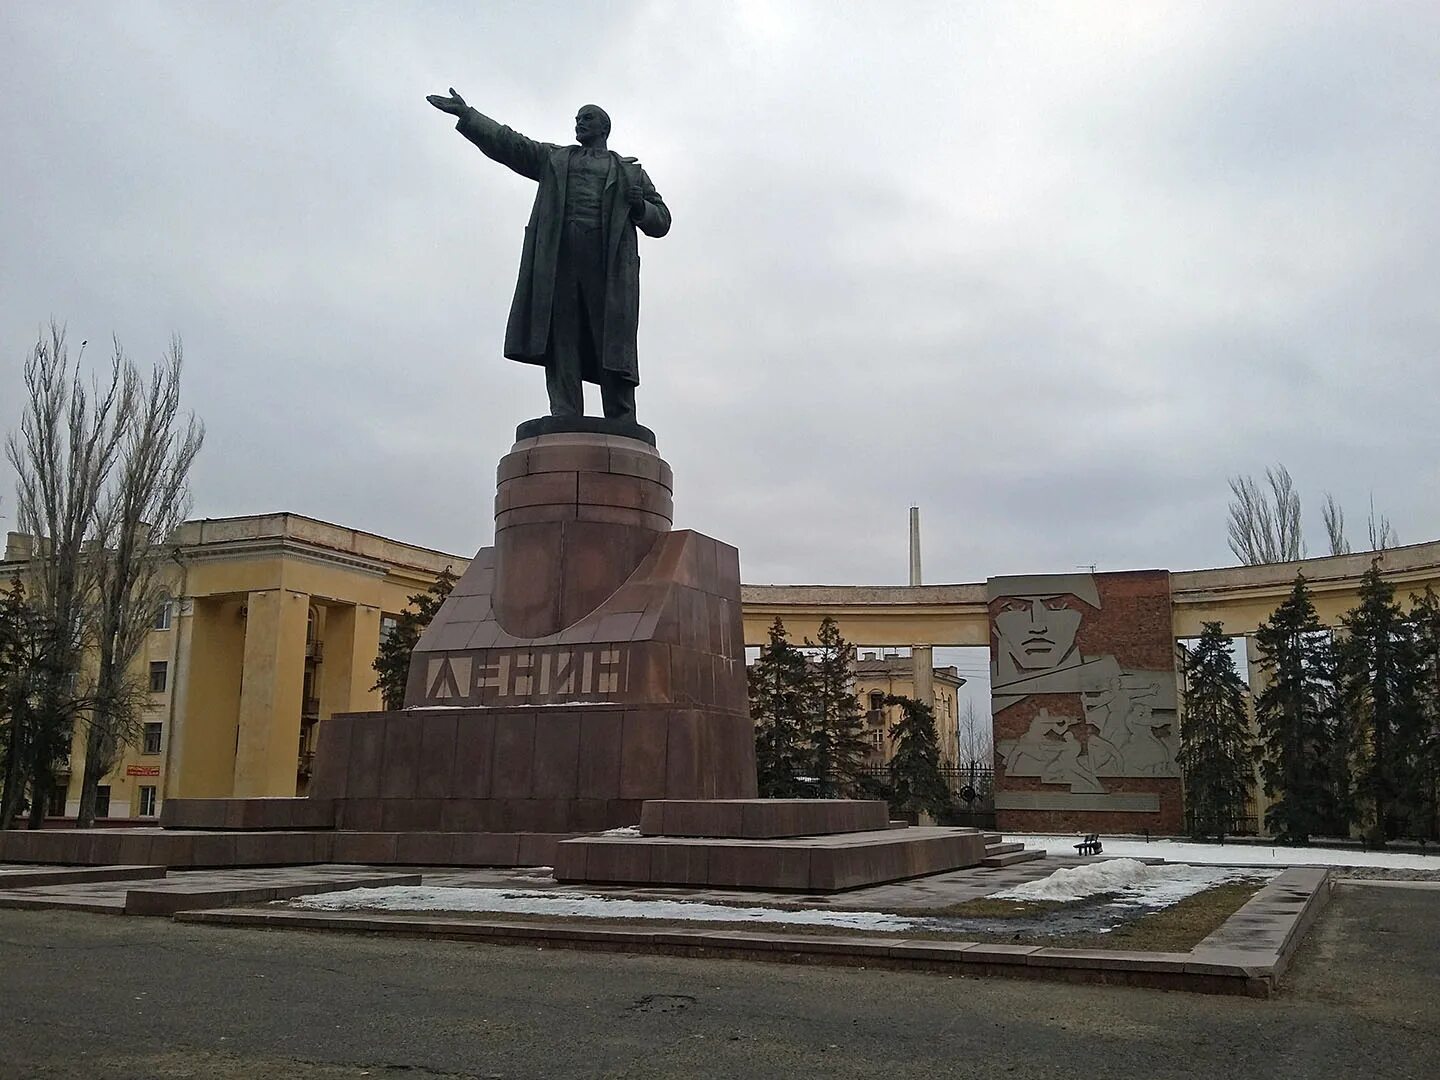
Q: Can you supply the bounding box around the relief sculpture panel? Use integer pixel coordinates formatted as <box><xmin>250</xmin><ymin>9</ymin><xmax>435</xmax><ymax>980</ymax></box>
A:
<box><xmin>990</xmin><ymin>571</ymin><xmax>1182</xmax><ymax>830</ymax></box>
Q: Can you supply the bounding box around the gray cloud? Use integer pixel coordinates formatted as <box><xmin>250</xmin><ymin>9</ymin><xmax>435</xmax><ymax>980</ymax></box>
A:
<box><xmin>3</xmin><ymin>0</ymin><xmax>1438</xmax><ymax>590</ymax></box>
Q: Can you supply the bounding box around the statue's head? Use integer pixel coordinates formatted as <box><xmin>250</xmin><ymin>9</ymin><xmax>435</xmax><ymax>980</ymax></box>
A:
<box><xmin>575</xmin><ymin>104</ymin><xmax>611</xmax><ymax>146</ymax></box>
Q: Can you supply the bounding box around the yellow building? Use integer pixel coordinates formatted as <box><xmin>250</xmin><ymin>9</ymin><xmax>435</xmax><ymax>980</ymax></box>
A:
<box><xmin>14</xmin><ymin>508</ymin><xmax>1440</xmax><ymax>834</ymax></box>
<box><xmin>2</xmin><ymin>514</ymin><xmax>465</xmax><ymax>820</ymax></box>
<box><xmin>854</xmin><ymin>652</ymin><xmax>965</xmax><ymax>768</ymax></box>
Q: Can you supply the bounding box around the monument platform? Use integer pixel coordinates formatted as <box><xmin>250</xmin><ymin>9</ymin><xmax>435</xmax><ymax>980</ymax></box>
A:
<box><xmin>555</xmin><ymin>796</ymin><xmax>991</xmax><ymax>892</ymax></box>
<box><xmin>554</xmin><ymin>825</ymin><xmax>990</xmax><ymax>892</ymax></box>
<box><xmin>638</xmin><ymin>799</ymin><xmax>893</xmax><ymax>838</ymax></box>
<box><xmin>0</xmin><ymin>426</ymin><xmax>764</xmax><ymax>871</ymax></box>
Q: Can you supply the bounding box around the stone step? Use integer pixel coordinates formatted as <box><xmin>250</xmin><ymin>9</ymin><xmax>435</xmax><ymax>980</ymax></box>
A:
<box><xmin>123</xmin><ymin>869</ymin><xmax>422</xmax><ymax>917</ymax></box>
<box><xmin>555</xmin><ymin>826</ymin><xmax>989</xmax><ymax>892</ymax></box>
<box><xmin>983</xmin><ymin>841</ymin><xmax>1025</xmax><ymax>857</ymax></box>
<box><xmin>981</xmin><ymin>848</ymin><xmax>1046</xmax><ymax>868</ymax></box>
<box><xmin>982</xmin><ymin>833</ymin><xmax>1003</xmax><ymax>845</ymax></box>
<box><xmin>0</xmin><ymin>864</ymin><xmax>165</xmax><ymax>888</ymax></box>
<box><xmin>639</xmin><ymin>799</ymin><xmax>891</xmax><ymax>839</ymax></box>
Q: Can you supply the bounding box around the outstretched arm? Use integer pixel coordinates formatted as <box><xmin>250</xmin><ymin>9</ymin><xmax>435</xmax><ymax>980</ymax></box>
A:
<box><xmin>426</xmin><ymin>88</ymin><xmax>554</xmax><ymax>182</ymax></box>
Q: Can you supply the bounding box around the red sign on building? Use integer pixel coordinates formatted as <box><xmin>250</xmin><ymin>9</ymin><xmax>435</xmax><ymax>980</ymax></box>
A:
<box><xmin>126</xmin><ymin>764</ymin><xmax>161</xmax><ymax>777</ymax></box>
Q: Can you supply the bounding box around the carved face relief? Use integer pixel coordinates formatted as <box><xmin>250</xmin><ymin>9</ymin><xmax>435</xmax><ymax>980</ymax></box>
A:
<box><xmin>994</xmin><ymin>595</ymin><xmax>1083</xmax><ymax>674</ymax></box>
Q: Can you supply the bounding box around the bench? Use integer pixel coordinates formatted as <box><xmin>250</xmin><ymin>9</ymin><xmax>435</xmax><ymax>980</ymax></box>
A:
<box><xmin>1074</xmin><ymin>833</ymin><xmax>1103</xmax><ymax>856</ymax></box>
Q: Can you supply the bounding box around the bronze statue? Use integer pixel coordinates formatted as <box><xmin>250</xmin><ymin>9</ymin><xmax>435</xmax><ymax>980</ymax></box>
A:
<box><xmin>427</xmin><ymin>90</ymin><xmax>671</xmax><ymax>423</ymax></box>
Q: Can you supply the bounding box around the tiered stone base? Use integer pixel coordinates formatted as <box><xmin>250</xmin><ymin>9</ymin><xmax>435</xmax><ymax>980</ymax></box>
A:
<box><xmin>639</xmin><ymin>799</ymin><xmax>891</xmax><ymax>838</ymax></box>
<box><xmin>0</xmin><ymin>826</ymin><xmax>574</xmax><ymax>869</ymax></box>
<box><xmin>302</xmin><ymin>704</ymin><xmax>755</xmax><ymax>834</ymax></box>
<box><xmin>555</xmin><ymin>799</ymin><xmax>990</xmax><ymax>892</ymax></box>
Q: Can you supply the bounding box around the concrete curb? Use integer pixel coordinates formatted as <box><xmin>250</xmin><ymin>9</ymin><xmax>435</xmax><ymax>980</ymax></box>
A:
<box><xmin>174</xmin><ymin>867</ymin><xmax>1334</xmax><ymax>998</ymax></box>
<box><xmin>0</xmin><ymin>864</ymin><xmax>166</xmax><ymax>889</ymax></box>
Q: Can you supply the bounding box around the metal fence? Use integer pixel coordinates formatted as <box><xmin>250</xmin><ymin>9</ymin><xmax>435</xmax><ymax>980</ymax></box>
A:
<box><xmin>859</xmin><ymin>761</ymin><xmax>998</xmax><ymax>827</ymax></box>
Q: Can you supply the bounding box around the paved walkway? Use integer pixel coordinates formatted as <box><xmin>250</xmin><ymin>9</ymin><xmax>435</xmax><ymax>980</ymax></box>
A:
<box><xmin>0</xmin><ymin>883</ymin><xmax>1434</xmax><ymax>1079</ymax></box>
<box><xmin>0</xmin><ymin>855</ymin><xmax>1090</xmax><ymax>914</ymax></box>
<box><xmin>0</xmin><ymin>864</ymin><xmax>416</xmax><ymax>914</ymax></box>
<box><xmin>418</xmin><ymin>853</ymin><xmax>1097</xmax><ymax>909</ymax></box>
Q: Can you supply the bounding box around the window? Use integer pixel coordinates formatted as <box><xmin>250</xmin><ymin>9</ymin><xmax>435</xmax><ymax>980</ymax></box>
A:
<box><xmin>95</xmin><ymin>785</ymin><xmax>111</xmax><ymax>818</ymax></box>
<box><xmin>380</xmin><ymin>615</ymin><xmax>399</xmax><ymax>643</ymax></box>
<box><xmin>870</xmin><ymin>730</ymin><xmax>885</xmax><ymax>749</ymax></box>
<box><xmin>868</xmin><ymin>691</ymin><xmax>885</xmax><ymax>712</ymax></box>
<box><xmin>143</xmin><ymin>723</ymin><xmax>163</xmax><ymax>755</ymax></box>
<box><xmin>47</xmin><ymin>785</ymin><xmax>67</xmax><ymax>818</ymax></box>
<box><xmin>148</xmin><ymin>661</ymin><xmax>168</xmax><ymax>693</ymax></box>
<box><xmin>152</xmin><ymin>600</ymin><xmax>172</xmax><ymax>630</ymax></box>
<box><xmin>138</xmin><ymin>786</ymin><xmax>157</xmax><ymax>817</ymax></box>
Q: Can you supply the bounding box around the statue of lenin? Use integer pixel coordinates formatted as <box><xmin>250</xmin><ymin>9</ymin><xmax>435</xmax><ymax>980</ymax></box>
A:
<box><xmin>427</xmin><ymin>90</ymin><xmax>671</xmax><ymax>424</ymax></box>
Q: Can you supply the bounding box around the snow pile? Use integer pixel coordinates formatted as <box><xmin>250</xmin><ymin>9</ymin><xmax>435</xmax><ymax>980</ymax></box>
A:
<box><xmin>599</xmin><ymin>826</ymin><xmax>641</xmax><ymax>837</ymax></box>
<box><xmin>1009</xmin><ymin>834</ymin><xmax>1440</xmax><ymax>871</ymax></box>
<box><xmin>289</xmin><ymin>886</ymin><xmax>920</xmax><ymax>931</ymax></box>
<box><xmin>992</xmin><ymin>858</ymin><xmax>1272</xmax><ymax>907</ymax></box>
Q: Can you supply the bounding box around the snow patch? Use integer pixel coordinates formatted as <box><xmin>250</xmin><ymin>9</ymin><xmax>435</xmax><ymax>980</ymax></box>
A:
<box><xmin>287</xmin><ymin>886</ymin><xmax>919</xmax><ymax>931</ymax></box>
<box><xmin>1009</xmin><ymin>834</ymin><xmax>1440</xmax><ymax>871</ymax></box>
<box><xmin>992</xmin><ymin>858</ymin><xmax>1273</xmax><ymax>906</ymax></box>
<box><xmin>599</xmin><ymin>826</ymin><xmax>641</xmax><ymax>837</ymax></box>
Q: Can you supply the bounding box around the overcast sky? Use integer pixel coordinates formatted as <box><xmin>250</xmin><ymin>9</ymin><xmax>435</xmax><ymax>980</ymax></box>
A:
<box><xmin>3</xmin><ymin>1</ymin><xmax>1438</xmax><ymax>604</ymax></box>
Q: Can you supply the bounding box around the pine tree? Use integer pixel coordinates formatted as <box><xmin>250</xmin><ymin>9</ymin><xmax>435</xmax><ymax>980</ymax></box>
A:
<box><xmin>1177</xmin><ymin>622</ymin><xmax>1254</xmax><ymax>839</ymax></box>
<box><xmin>371</xmin><ymin>566</ymin><xmax>457</xmax><ymax>710</ymax></box>
<box><xmin>748</xmin><ymin>618</ymin><xmax>813</xmax><ymax>798</ymax></box>
<box><xmin>1409</xmin><ymin>586</ymin><xmax>1440</xmax><ymax>841</ymax></box>
<box><xmin>0</xmin><ymin>578</ymin><xmax>71</xmax><ymax>831</ymax></box>
<box><xmin>884</xmin><ymin>693</ymin><xmax>953</xmax><ymax>822</ymax></box>
<box><xmin>805</xmin><ymin>617</ymin><xmax>869</xmax><ymax>798</ymax></box>
<box><xmin>1254</xmin><ymin>574</ymin><xmax>1339</xmax><ymax>843</ymax></box>
<box><xmin>1339</xmin><ymin>563</ymin><xmax>1425</xmax><ymax>844</ymax></box>
<box><xmin>0</xmin><ymin>578</ymin><xmax>23</xmax><ymax>827</ymax></box>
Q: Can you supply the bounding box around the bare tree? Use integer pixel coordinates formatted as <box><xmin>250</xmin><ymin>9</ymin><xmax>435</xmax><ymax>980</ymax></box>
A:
<box><xmin>77</xmin><ymin>339</ymin><xmax>203</xmax><ymax>826</ymax></box>
<box><xmin>1227</xmin><ymin>465</ymin><xmax>1305</xmax><ymax>565</ymax></box>
<box><xmin>4</xmin><ymin>325</ymin><xmax>129</xmax><ymax>827</ymax></box>
<box><xmin>1320</xmin><ymin>489</ymin><xmax>1398</xmax><ymax>557</ymax></box>
<box><xmin>955</xmin><ymin>698</ymin><xmax>992</xmax><ymax>766</ymax></box>
<box><xmin>1367</xmin><ymin>495</ymin><xmax>1397</xmax><ymax>552</ymax></box>
<box><xmin>1321</xmin><ymin>492</ymin><xmax>1350</xmax><ymax>556</ymax></box>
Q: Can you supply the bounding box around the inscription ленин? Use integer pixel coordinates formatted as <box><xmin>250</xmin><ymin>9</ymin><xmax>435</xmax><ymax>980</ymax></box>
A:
<box><xmin>426</xmin><ymin>646</ymin><xmax>627</xmax><ymax>703</ymax></box>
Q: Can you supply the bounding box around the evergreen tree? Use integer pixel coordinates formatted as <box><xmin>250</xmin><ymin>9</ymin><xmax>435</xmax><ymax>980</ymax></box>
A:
<box><xmin>884</xmin><ymin>693</ymin><xmax>953</xmax><ymax>821</ymax></box>
<box><xmin>1254</xmin><ymin>574</ymin><xmax>1339</xmax><ymax>843</ymax></box>
<box><xmin>748</xmin><ymin>618</ymin><xmax>813</xmax><ymax>798</ymax></box>
<box><xmin>0</xmin><ymin>578</ymin><xmax>22</xmax><ymax>827</ymax></box>
<box><xmin>804</xmin><ymin>617</ymin><xmax>869</xmax><ymax>798</ymax></box>
<box><xmin>1338</xmin><ymin>563</ymin><xmax>1425</xmax><ymax>844</ymax></box>
<box><xmin>1176</xmin><ymin>622</ymin><xmax>1254</xmax><ymax>839</ymax></box>
<box><xmin>1409</xmin><ymin>586</ymin><xmax>1440</xmax><ymax>841</ymax></box>
<box><xmin>371</xmin><ymin>566</ymin><xmax>456</xmax><ymax>710</ymax></box>
<box><xmin>0</xmin><ymin>578</ymin><xmax>72</xmax><ymax>830</ymax></box>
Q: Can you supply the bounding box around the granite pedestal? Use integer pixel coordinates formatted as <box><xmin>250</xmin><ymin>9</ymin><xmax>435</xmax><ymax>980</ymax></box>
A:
<box><xmin>554</xmin><ymin>799</ymin><xmax>991</xmax><ymax>892</ymax></box>
<box><xmin>15</xmin><ymin>423</ymin><xmax>759</xmax><ymax>870</ymax></box>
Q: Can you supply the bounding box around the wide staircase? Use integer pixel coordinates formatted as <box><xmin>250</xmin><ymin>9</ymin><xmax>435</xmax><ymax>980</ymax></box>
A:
<box><xmin>980</xmin><ymin>832</ymin><xmax>1046</xmax><ymax>868</ymax></box>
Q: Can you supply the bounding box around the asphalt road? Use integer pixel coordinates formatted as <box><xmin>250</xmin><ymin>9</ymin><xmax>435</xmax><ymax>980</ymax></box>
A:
<box><xmin>0</xmin><ymin>884</ymin><xmax>1435</xmax><ymax>1079</ymax></box>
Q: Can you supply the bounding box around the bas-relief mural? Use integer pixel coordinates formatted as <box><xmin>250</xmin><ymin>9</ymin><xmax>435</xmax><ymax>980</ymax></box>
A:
<box><xmin>990</xmin><ymin>573</ymin><xmax>1178</xmax><ymax>798</ymax></box>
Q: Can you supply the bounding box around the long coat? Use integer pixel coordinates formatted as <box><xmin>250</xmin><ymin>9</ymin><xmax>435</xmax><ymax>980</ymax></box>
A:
<box><xmin>456</xmin><ymin>109</ymin><xmax>671</xmax><ymax>385</ymax></box>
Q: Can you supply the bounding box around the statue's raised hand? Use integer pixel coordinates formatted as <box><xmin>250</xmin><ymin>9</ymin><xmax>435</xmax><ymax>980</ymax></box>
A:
<box><xmin>426</xmin><ymin>88</ymin><xmax>469</xmax><ymax>116</ymax></box>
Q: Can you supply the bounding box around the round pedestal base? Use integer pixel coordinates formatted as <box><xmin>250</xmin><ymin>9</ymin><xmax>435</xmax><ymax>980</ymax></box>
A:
<box><xmin>493</xmin><ymin>431</ymin><xmax>673</xmax><ymax>638</ymax></box>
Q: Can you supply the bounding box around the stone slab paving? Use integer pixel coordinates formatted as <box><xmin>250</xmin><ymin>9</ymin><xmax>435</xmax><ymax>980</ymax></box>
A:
<box><xmin>0</xmin><ymin>864</ymin><xmax>419</xmax><ymax>916</ymax></box>
<box><xmin>0</xmin><ymin>864</ymin><xmax>165</xmax><ymax>888</ymax></box>
<box><xmin>1335</xmin><ymin>877</ymin><xmax>1440</xmax><ymax>890</ymax></box>
<box><xmin>414</xmin><ymin>852</ymin><xmax>1096</xmax><ymax>910</ymax></box>
<box><xmin>165</xmin><ymin>862</ymin><xmax>1330</xmax><ymax>997</ymax></box>
<box><xmin>0</xmin><ymin>856</ymin><xmax>1333</xmax><ymax>994</ymax></box>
